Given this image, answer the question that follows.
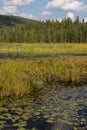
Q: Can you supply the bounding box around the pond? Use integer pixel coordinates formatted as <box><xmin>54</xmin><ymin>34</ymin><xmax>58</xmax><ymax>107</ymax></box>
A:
<box><xmin>0</xmin><ymin>86</ymin><xmax>87</xmax><ymax>130</ymax></box>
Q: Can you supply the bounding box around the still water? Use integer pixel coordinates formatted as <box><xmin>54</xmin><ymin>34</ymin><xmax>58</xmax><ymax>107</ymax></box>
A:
<box><xmin>0</xmin><ymin>86</ymin><xmax>87</xmax><ymax>130</ymax></box>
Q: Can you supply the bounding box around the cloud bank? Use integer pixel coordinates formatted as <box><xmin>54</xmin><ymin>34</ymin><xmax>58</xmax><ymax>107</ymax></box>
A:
<box><xmin>1</xmin><ymin>0</ymin><xmax>34</xmax><ymax>6</ymax></box>
<box><xmin>46</xmin><ymin>0</ymin><xmax>87</xmax><ymax>11</ymax></box>
<box><xmin>0</xmin><ymin>0</ymin><xmax>35</xmax><ymax>19</ymax></box>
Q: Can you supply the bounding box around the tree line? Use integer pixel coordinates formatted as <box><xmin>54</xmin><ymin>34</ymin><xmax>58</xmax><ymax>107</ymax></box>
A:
<box><xmin>0</xmin><ymin>16</ymin><xmax>87</xmax><ymax>43</ymax></box>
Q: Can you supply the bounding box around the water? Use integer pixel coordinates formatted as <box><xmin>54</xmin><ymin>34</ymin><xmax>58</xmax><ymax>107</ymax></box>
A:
<box><xmin>0</xmin><ymin>86</ymin><xmax>87</xmax><ymax>130</ymax></box>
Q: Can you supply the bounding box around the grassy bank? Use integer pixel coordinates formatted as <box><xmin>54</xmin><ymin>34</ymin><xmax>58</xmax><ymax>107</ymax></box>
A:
<box><xmin>0</xmin><ymin>43</ymin><xmax>87</xmax><ymax>58</ymax></box>
<box><xmin>0</xmin><ymin>58</ymin><xmax>87</xmax><ymax>99</ymax></box>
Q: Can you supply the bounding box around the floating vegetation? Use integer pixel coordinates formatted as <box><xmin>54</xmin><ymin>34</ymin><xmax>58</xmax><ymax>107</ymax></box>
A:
<box><xmin>0</xmin><ymin>86</ymin><xmax>87</xmax><ymax>130</ymax></box>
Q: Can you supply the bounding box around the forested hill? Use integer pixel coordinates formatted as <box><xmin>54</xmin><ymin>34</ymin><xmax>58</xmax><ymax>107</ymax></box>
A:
<box><xmin>0</xmin><ymin>15</ymin><xmax>87</xmax><ymax>43</ymax></box>
<box><xmin>0</xmin><ymin>15</ymin><xmax>37</xmax><ymax>28</ymax></box>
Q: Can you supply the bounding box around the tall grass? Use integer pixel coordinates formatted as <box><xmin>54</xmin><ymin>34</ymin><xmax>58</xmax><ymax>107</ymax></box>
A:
<box><xmin>0</xmin><ymin>43</ymin><xmax>87</xmax><ymax>58</ymax></box>
<box><xmin>0</xmin><ymin>58</ymin><xmax>87</xmax><ymax>99</ymax></box>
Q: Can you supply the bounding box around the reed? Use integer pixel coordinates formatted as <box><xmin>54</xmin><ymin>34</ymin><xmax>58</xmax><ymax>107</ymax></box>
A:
<box><xmin>0</xmin><ymin>58</ymin><xmax>87</xmax><ymax>99</ymax></box>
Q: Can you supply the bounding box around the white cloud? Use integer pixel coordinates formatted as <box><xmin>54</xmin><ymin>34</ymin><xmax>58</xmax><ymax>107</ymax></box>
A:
<box><xmin>84</xmin><ymin>18</ymin><xmax>87</xmax><ymax>22</ymax></box>
<box><xmin>46</xmin><ymin>0</ymin><xmax>87</xmax><ymax>11</ymax></box>
<box><xmin>1</xmin><ymin>0</ymin><xmax>34</xmax><ymax>6</ymax></box>
<box><xmin>53</xmin><ymin>18</ymin><xmax>62</xmax><ymax>22</ymax></box>
<box><xmin>41</xmin><ymin>11</ymin><xmax>52</xmax><ymax>16</ymax></box>
<box><xmin>0</xmin><ymin>0</ymin><xmax>35</xmax><ymax>19</ymax></box>
<box><xmin>0</xmin><ymin>0</ymin><xmax>34</xmax><ymax>15</ymax></box>
<box><xmin>0</xmin><ymin>6</ymin><xmax>17</xmax><ymax>15</ymax></box>
<box><xmin>66</xmin><ymin>12</ymin><xmax>74</xmax><ymax>20</ymax></box>
<box><xmin>19</xmin><ymin>13</ymin><xmax>35</xmax><ymax>19</ymax></box>
<box><xmin>56</xmin><ymin>18</ymin><xmax>62</xmax><ymax>22</ymax></box>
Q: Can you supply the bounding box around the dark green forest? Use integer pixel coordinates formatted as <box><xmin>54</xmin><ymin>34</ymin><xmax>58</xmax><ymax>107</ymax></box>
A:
<box><xmin>0</xmin><ymin>15</ymin><xmax>87</xmax><ymax>43</ymax></box>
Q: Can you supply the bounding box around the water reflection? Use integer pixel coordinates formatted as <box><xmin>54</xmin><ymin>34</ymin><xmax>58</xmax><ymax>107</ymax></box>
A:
<box><xmin>26</xmin><ymin>116</ymin><xmax>53</xmax><ymax>130</ymax></box>
<box><xmin>0</xmin><ymin>86</ymin><xmax>87</xmax><ymax>130</ymax></box>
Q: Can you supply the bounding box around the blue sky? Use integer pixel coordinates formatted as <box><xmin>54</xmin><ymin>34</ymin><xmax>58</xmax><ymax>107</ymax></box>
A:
<box><xmin>0</xmin><ymin>0</ymin><xmax>87</xmax><ymax>22</ymax></box>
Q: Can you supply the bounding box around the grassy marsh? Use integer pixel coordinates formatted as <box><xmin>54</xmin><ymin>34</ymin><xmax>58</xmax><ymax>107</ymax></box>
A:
<box><xmin>0</xmin><ymin>58</ymin><xmax>87</xmax><ymax>99</ymax></box>
<box><xmin>0</xmin><ymin>43</ymin><xmax>87</xmax><ymax>58</ymax></box>
<box><xmin>0</xmin><ymin>43</ymin><xmax>87</xmax><ymax>129</ymax></box>
<box><xmin>0</xmin><ymin>43</ymin><xmax>87</xmax><ymax>99</ymax></box>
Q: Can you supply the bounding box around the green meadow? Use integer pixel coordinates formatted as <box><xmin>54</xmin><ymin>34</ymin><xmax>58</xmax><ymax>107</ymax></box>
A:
<box><xmin>0</xmin><ymin>43</ymin><xmax>87</xmax><ymax>99</ymax></box>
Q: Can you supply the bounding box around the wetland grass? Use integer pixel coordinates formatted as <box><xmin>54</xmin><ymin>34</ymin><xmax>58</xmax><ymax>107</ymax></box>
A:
<box><xmin>0</xmin><ymin>58</ymin><xmax>87</xmax><ymax>99</ymax></box>
<box><xmin>0</xmin><ymin>42</ymin><xmax>87</xmax><ymax>130</ymax></box>
<box><xmin>0</xmin><ymin>43</ymin><xmax>87</xmax><ymax>58</ymax></box>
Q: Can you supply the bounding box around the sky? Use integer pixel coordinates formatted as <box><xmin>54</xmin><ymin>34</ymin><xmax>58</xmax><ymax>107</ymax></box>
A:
<box><xmin>0</xmin><ymin>0</ymin><xmax>87</xmax><ymax>22</ymax></box>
